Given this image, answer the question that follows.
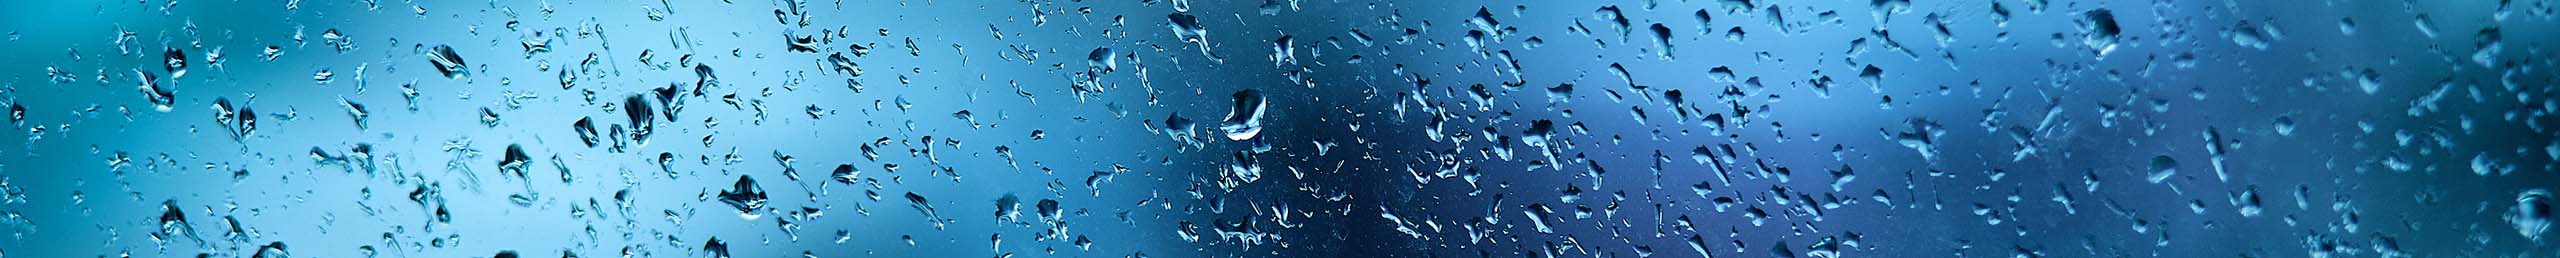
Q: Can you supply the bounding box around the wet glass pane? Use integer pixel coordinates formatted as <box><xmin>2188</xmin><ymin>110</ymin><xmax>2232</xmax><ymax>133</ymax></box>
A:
<box><xmin>0</xmin><ymin>0</ymin><xmax>2554</xmax><ymax>257</ymax></box>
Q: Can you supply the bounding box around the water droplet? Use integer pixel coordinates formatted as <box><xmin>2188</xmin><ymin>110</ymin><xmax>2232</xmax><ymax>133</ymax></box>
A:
<box><xmin>426</xmin><ymin>44</ymin><xmax>468</xmax><ymax>79</ymax></box>
<box><xmin>2146</xmin><ymin>155</ymin><xmax>2178</xmax><ymax>183</ymax></box>
<box><xmin>572</xmin><ymin>117</ymin><xmax>599</xmax><ymax>147</ymax></box>
<box><xmin>162</xmin><ymin>48</ymin><xmax>188</xmax><ymax>78</ymax></box>
<box><xmin>718</xmin><ymin>175</ymin><xmax>768</xmax><ymax>219</ymax></box>
<box><xmin>499</xmin><ymin>144</ymin><xmax>532</xmax><ymax>180</ymax></box>
<box><xmin>2513</xmin><ymin>189</ymin><xmax>2553</xmax><ymax>241</ymax></box>
<box><xmin>1218</xmin><ymin>89</ymin><xmax>1267</xmax><ymax>141</ymax></box>
<box><xmin>2078</xmin><ymin>9</ymin><xmax>2122</xmax><ymax>56</ymax></box>
<box><xmin>134</xmin><ymin>69</ymin><xmax>174</xmax><ymax>112</ymax></box>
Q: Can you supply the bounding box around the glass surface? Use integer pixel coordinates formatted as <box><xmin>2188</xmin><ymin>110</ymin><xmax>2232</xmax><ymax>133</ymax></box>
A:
<box><xmin>0</xmin><ymin>0</ymin><xmax>2554</xmax><ymax>257</ymax></box>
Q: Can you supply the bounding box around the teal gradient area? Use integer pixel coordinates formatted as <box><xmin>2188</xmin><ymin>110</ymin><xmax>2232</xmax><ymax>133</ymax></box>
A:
<box><xmin>0</xmin><ymin>0</ymin><xmax>2556</xmax><ymax>257</ymax></box>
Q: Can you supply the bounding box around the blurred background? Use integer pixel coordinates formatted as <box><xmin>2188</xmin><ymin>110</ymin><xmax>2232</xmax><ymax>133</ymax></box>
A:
<box><xmin>0</xmin><ymin>0</ymin><xmax>2555</xmax><ymax>257</ymax></box>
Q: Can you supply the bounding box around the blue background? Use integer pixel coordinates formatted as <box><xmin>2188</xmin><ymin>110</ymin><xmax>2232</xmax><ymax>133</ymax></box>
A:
<box><xmin>0</xmin><ymin>0</ymin><xmax>2555</xmax><ymax>257</ymax></box>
